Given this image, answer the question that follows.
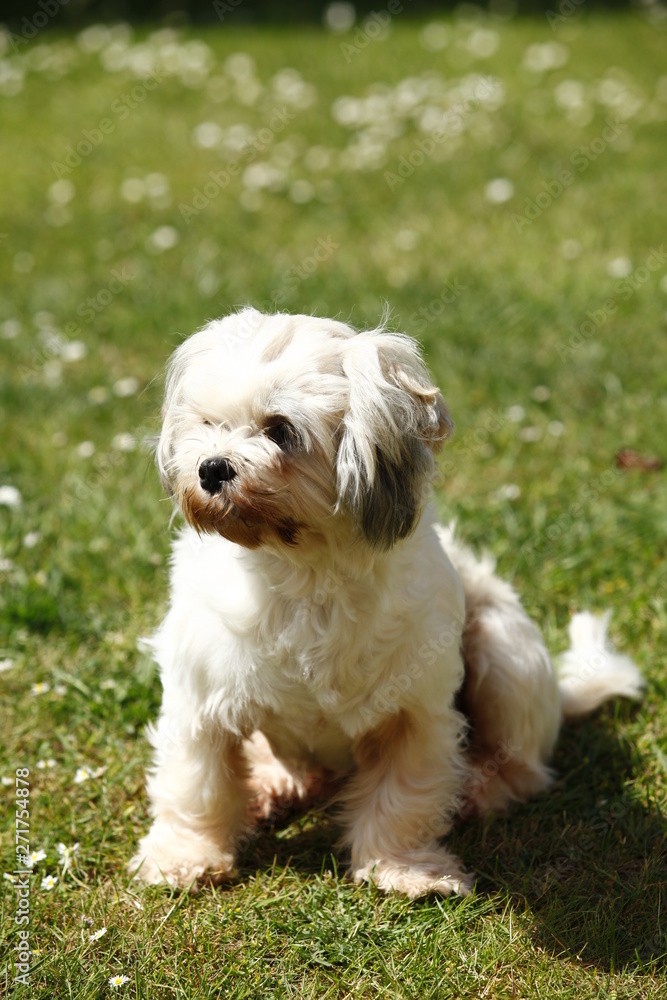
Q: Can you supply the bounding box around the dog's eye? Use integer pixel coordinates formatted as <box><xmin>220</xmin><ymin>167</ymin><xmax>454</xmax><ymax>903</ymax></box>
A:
<box><xmin>265</xmin><ymin>421</ymin><xmax>300</xmax><ymax>452</ymax></box>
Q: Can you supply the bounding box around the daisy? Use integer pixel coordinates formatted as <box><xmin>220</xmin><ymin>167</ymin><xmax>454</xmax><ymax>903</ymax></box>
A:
<box><xmin>89</xmin><ymin>926</ymin><xmax>107</xmax><ymax>941</ymax></box>
<box><xmin>41</xmin><ymin>874</ymin><xmax>58</xmax><ymax>891</ymax></box>
<box><xmin>74</xmin><ymin>765</ymin><xmax>106</xmax><ymax>784</ymax></box>
<box><xmin>0</xmin><ymin>485</ymin><xmax>21</xmax><ymax>508</ymax></box>
<box><xmin>57</xmin><ymin>842</ymin><xmax>80</xmax><ymax>870</ymax></box>
<box><xmin>31</xmin><ymin>682</ymin><xmax>51</xmax><ymax>696</ymax></box>
<box><xmin>25</xmin><ymin>848</ymin><xmax>47</xmax><ymax>868</ymax></box>
<box><xmin>109</xmin><ymin>974</ymin><xmax>131</xmax><ymax>988</ymax></box>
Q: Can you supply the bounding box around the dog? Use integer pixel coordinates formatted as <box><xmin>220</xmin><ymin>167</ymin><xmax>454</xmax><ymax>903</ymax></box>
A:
<box><xmin>129</xmin><ymin>307</ymin><xmax>643</xmax><ymax>897</ymax></box>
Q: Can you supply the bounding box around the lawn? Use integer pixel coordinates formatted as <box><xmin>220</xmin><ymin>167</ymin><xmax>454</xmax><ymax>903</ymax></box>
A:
<box><xmin>1</xmin><ymin>6</ymin><xmax>666</xmax><ymax>997</ymax></box>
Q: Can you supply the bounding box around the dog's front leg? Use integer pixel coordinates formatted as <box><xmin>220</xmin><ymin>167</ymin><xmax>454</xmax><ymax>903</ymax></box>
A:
<box><xmin>129</xmin><ymin>714</ymin><xmax>249</xmax><ymax>889</ymax></box>
<box><xmin>341</xmin><ymin>708</ymin><xmax>472</xmax><ymax>898</ymax></box>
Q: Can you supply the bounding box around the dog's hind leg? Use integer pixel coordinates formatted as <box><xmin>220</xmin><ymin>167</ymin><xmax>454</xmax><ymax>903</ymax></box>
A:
<box><xmin>244</xmin><ymin>731</ymin><xmax>331</xmax><ymax>822</ymax></box>
<box><xmin>437</xmin><ymin>525</ymin><xmax>561</xmax><ymax>816</ymax></box>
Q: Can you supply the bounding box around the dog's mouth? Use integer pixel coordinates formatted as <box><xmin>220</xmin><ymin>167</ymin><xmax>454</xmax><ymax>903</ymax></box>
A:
<box><xmin>179</xmin><ymin>482</ymin><xmax>302</xmax><ymax>549</ymax></box>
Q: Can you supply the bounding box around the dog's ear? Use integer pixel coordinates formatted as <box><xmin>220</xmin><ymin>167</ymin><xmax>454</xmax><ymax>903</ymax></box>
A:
<box><xmin>337</xmin><ymin>330</ymin><xmax>452</xmax><ymax>549</ymax></box>
<box><xmin>155</xmin><ymin>338</ymin><xmax>194</xmax><ymax>497</ymax></box>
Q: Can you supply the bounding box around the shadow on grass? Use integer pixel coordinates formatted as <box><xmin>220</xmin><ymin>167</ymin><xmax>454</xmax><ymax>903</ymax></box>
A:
<box><xmin>452</xmin><ymin>712</ymin><xmax>667</xmax><ymax>972</ymax></box>
<box><xmin>235</xmin><ymin>710</ymin><xmax>665</xmax><ymax>973</ymax></box>
<box><xmin>236</xmin><ymin>810</ymin><xmax>341</xmax><ymax>882</ymax></box>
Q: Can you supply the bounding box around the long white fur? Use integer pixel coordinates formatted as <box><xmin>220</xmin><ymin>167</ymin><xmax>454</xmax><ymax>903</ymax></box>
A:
<box><xmin>129</xmin><ymin>308</ymin><xmax>642</xmax><ymax>898</ymax></box>
<box><xmin>558</xmin><ymin>611</ymin><xmax>644</xmax><ymax>717</ymax></box>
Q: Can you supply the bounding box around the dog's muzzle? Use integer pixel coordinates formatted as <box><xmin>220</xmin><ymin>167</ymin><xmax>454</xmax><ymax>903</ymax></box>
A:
<box><xmin>199</xmin><ymin>457</ymin><xmax>237</xmax><ymax>495</ymax></box>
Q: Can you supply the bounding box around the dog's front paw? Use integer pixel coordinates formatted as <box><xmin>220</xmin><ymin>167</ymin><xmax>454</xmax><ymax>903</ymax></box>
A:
<box><xmin>352</xmin><ymin>851</ymin><xmax>473</xmax><ymax>899</ymax></box>
<box><xmin>128</xmin><ymin>822</ymin><xmax>235</xmax><ymax>891</ymax></box>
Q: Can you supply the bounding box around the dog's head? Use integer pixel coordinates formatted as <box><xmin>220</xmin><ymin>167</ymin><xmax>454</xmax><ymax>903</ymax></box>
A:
<box><xmin>157</xmin><ymin>308</ymin><xmax>451</xmax><ymax>552</ymax></box>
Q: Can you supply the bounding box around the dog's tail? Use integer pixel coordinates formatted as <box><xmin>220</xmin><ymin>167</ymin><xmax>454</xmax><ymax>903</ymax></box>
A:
<box><xmin>557</xmin><ymin>611</ymin><xmax>644</xmax><ymax>719</ymax></box>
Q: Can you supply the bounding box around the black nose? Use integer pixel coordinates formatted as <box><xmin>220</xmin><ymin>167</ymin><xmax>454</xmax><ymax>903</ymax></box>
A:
<box><xmin>199</xmin><ymin>457</ymin><xmax>237</xmax><ymax>494</ymax></box>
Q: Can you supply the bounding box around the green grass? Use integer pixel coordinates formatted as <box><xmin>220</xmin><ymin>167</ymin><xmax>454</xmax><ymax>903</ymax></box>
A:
<box><xmin>1</xmin><ymin>8</ymin><xmax>666</xmax><ymax>997</ymax></box>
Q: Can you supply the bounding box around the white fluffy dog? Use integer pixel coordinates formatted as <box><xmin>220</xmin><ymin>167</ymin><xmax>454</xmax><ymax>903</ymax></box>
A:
<box><xmin>130</xmin><ymin>308</ymin><xmax>642</xmax><ymax>898</ymax></box>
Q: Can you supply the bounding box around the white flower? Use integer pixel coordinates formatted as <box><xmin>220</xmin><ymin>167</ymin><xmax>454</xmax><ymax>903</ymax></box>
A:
<box><xmin>523</xmin><ymin>42</ymin><xmax>569</xmax><ymax>73</ymax></box>
<box><xmin>0</xmin><ymin>658</ymin><xmax>14</xmax><ymax>672</ymax></box>
<box><xmin>466</xmin><ymin>29</ymin><xmax>499</xmax><ymax>60</ymax></box>
<box><xmin>25</xmin><ymin>849</ymin><xmax>47</xmax><ymax>868</ymax></box>
<box><xmin>146</xmin><ymin>225</ymin><xmax>179</xmax><ymax>253</ymax></box>
<box><xmin>111</xmin><ymin>433</ymin><xmax>136</xmax><ymax>452</ymax></box>
<box><xmin>76</xmin><ymin>441</ymin><xmax>95</xmax><ymax>459</ymax></box>
<box><xmin>120</xmin><ymin>178</ymin><xmax>146</xmax><ymax>203</ymax></box>
<box><xmin>145</xmin><ymin>173</ymin><xmax>169</xmax><ymax>198</ymax></box>
<box><xmin>4</xmin><ymin>872</ymin><xmax>17</xmax><ymax>882</ymax></box>
<box><xmin>57</xmin><ymin>842</ymin><xmax>80</xmax><ymax>870</ymax></box>
<box><xmin>74</xmin><ymin>766</ymin><xmax>106</xmax><ymax>785</ymax></box>
<box><xmin>497</xmin><ymin>484</ymin><xmax>521</xmax><ymax>501</ymax></box>
<box><xmin>41</xmin><ymin>874</ymin><xmax>58</xmax><ymax>891</ymax></box>
<box><xmin>323</xmin><ymin>2</ymin><xmax>356</xmax><ymax>33</ymax></box>
<box><xmin>289</xmin><ymin>180</ymin><xmax>315</xmax><ymax>204</ymax></box>
<box><xmin>519</xmin><ymin>426</ymin><xmax>542</xmax><ymax>442</ymax></box>
<box><xmin>89</xmin><ymin>926</ymin><xmax>107</xmax><ymax>941</ymax></box>
<box><xmin>192</xmin><ymin>121</ymin><xmax>224</xmax><ymax>149</ymax></box>
<box><xmin>1</xmin><ymin>776</ymin><xmax>13</xmax><ymax>785</ymax></box>
<box><xmin>109</xmin><ymin>974</ymin><xmax>131</xmax><ymax>988</ymax></box>
<box><xmin>606</xmin><ymin>256</ymin><xmax>632</xmax><ymax>278</ymax></box>
<box><xmin>89</xmin><ymin>386</ymin><xmax>110</xmax><ymax>404</ymax></box>
<box><xmin>561</xmin><ymin>239</ymin><xmax>583</xmax><ymax>260</ymax></box>
<box><xmin>31</xmin><ymin>682</ymin><xmax>51</xmax><ymax>696</ymax></box>
<box><xmin>0</xmin><ymin>485</ymin><xmax>21</xmax><ymax>508</ymax></box>
<box><xmin>484</xmin><ymin>178</ymin><xmax>514</xmax><ymax>204</ymax></box>
<box><xmin>48</xmin><ymin>179</ymin><xmax>76</xmax><ymax>205</ymax></box>
<box><xmin>507</xmin><ymin>405</ymin><xmax>525</xmax><ymax>423</ymax></box>
<box><xmin>23</xmin><ymin>532</ymin><xmax>41</xmax><ymax>548</ymax></box>
<box><xmin>1</xmin><ymin>319</ymin><xmax>21</xmax><ymax>339</ymax></box>
<box><xmin>113</xmin><ymin>376</ymin><xmax>140</xmax><ymax>397</ymax></box>
<box><xmin>419</xmin><ymin>22</ymin><xmax>449</xmax><ymax>52</ymax></box>
<box><xmin>60</xmin><ymin>340</ymin><xmax>87</xmax><ymax>363</ymax></box>
<box><xmin>394</xmin><ymin>229</ymin><xmax>419</xmax><ymax>251</ymax></box>
<box><xmin>531</xmin><ymin>385</ymin><xmax>551</xmax><ymax>402</ymax></box>
<box><xmin>36</xmin><ymin>758</ymin><xmax>56</xmax><ymax>769</ymax></box>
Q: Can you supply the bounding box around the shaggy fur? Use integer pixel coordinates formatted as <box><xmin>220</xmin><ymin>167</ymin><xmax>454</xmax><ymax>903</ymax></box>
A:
<box><xmin>129</xmin><ymin>308</ymin><xmax>643</xmax><ymax>898</ymax></box>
